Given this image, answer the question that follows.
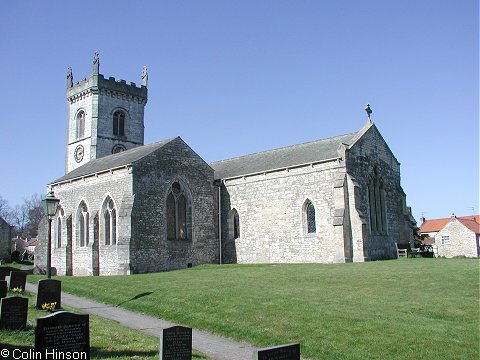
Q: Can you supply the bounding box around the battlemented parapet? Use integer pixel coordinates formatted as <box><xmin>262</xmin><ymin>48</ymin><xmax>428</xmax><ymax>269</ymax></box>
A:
<box><xmin>67</xmin><ymin>74</ymin><xmax>147</xmax><ymax>104</ymax></box>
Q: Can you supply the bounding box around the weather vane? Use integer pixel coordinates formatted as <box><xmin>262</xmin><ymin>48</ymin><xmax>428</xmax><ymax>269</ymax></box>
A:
<box><xmin>365</xmin><ymin>104</ymin><xmax>372</xmax><ymax>121</ymax></box>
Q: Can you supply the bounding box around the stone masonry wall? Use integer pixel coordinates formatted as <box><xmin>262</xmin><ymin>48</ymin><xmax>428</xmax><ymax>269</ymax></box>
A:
<box><xmin>66</xmin><ymin>91</ymin><xmax>95</xmax><ymax>173</ymax></box>
<box><xmin>220</xmin><ymin>160</ymin><xmax>348</xmax><ymax>264</ymax></box>
<box><xmin>95</xmin><ymin>86</ymin><xmax>146</xmax><ymax>158</ymax></box>
<box><xmin>130</xmin><ymin>137</ymin><xmax>219</xmax><ymax>273</ymax></box>
<box><xmin>435</xmin><ymin>219</ymin><xmax>478</xmax><ymax>257</ymax></box>
<box><xmin>346</xmin><ymin>123</ymin><xmax>409</xmax><ymax>260</ymax></box>
<box><xmin>40</xmin><ymin>168</ymin><xmax>133</xmax><ymax>275</ymax></box>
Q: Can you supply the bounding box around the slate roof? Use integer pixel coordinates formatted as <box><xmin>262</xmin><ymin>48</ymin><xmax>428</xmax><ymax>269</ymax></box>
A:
<box><xmin>210</xmin><ymin>132</ymin><xmax>358</xmax><ymax>180</ymax></box>
<box><xmin>51</xmin><ymin>137</ymin><xmax>177</xmax><ymax>184</ymax></box>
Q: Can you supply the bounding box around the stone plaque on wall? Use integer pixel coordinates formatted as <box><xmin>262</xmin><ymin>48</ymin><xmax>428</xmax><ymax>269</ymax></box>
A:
<box><xmin>160</xmin><ymin>325</ymin><xmax>192</xmax><ymax>360</ymax></box>
<box><xmin>253</xmin><ymin>343</ymin><xmax>301</xmax><ymax>360</ymax></box>
<box><xmin>0</xmin><ymin>296</ymin><xmax>28</xmax><ymax>330</ymax></box>
<box><xmin>36</xmin><ymin>279</ymin><xmax>61</xmax><ymax>310</ymax></box>
<box><xmin>35</xmin><ymin>311</ymin><xmax>90</xmax><ymax>360</ymax></box>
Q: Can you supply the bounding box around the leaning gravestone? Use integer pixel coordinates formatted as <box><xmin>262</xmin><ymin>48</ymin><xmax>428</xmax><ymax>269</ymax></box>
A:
<box><xmin>9</xmin><ymin>271</ymin><xmax>27</xmax><ymax>291</ymax></box>
<box><xmin>36</xmin><ymin>279</ymin><xmax>61</xmax><ymax>310</ymax></box>
<box><xmin>253</xmin><ymin>343</ymin><xmax>301</xmax><ymax>360</ymax></box>
<box><xmin>35</xmin><ymin>311</ymin><xmax>90</xmax><ymax>360</ymax></box>
<box><xmin>0</xmin><ymin>296</ymin><xmax>28</xmax><ymax>330</ymax></box>
<box><xmin>0</xmin><ymin>280</ymin><xmax>7</xmax><ymax>298</ymax></box>
<box><xmin>160</xmin><ymin>325</ymin><xmax>192</xmax><ymax>360</ymax></box>
<box><xmin>0</xmin><ymin>267</ymin><xmax>11</xmax><ymax>280</ymax></box>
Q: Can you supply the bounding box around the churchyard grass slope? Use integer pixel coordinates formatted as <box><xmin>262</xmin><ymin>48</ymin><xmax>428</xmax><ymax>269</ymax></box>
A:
<box><xmin>1</xmin><ymin>291</ymin><xmax>209</xmax><ymax>359</ymax></box>
<box><xmin>30</xmin><ymin>259</ymin><xmax>479</xmax><ymax>360</ymax></box>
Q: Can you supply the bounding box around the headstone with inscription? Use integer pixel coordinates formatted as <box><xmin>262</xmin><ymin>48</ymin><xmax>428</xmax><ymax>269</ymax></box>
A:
<box><xmin>160</xmin><ymin>325</ymin><xmax>192</xmax><ymax>360</ymax></box>
<box><xmin>0</xmin><ymin>296</ymin><xmax>28</xmax><ymax>330</ymax></box>
<box><xmin>0</xmin><ymin>280</ymin><xmax>7</xmax><ymax>298</ymax></box>
<box><xmin>253</xmin><ymin>343</ymin><xmax>301</xmax><ymax>360</ymax></box>
<box><xmin>36</xmin><ymin>279</ymin><xmax>61</xmax><ymax>310</ymax></box>
<box><xmin>9</xmin><ymin>271</ymin><xmax>27</xmax><ymax>291</ymax></box>
<box><xmin>35</xmin><ymin>311</ymin><xmax>90</xmax><ymax>360</ymax></box>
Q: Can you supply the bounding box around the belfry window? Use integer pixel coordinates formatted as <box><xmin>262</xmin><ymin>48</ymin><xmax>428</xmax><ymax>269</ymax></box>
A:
<box><xmin>305</xmin><ymin>200</ymin><xmax>316</xmax><ymax>234</ymax></box>
<box><xmin>76</xmin><ymin>110</ymin><xmax>85</xmax><ymax>139</ymax></box>
<box><xmin>166</xmin><ymin>182</ymin><xmax>191</xmax><ymax>240</ymax></box>
<box><xmin>77</xmin><ymin>201</ymin><xmax>89</xmax><ymax>247</ymax></box>
<box><xmin>113</xmin><ymin>110</ymin><xmax>125</xmax><ymax>137</ymax></box>
<box><xmin>103</xmin><ymin>197</ymin><xmax>117</xmax><ymax>245</ymax></box>
<box><xmin>368</xmin><ymin>168</ymin><xmax>387</xmax><ymax>234</ymax></box>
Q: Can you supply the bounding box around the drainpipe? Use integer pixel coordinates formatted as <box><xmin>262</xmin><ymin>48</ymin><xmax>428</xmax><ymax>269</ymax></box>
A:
<box><xmin>216</xmin><ymin>181</ymin><xmax>222</xmax><ymax>264</ymax></box>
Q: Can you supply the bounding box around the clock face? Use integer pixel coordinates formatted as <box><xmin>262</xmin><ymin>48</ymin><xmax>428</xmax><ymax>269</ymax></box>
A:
<box><xmin>74</xmin><ymin>145</ymin><xmax>84</xmax><ymax>163</ymax></box>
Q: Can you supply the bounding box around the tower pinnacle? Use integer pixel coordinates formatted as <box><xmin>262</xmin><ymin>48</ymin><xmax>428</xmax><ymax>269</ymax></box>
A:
<box><xmin>93</xmin><ymin>51</ymin><xmax>100</xmax><ymax>75</ymax></box>
<box><xmin>141</xmin><ymin>66</ymin><xmax>148</xmax><ymax>87</ymax></box>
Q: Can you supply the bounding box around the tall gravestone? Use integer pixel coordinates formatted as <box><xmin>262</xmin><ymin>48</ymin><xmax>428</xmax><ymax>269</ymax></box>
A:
<box><xmin>253</xmin><ymin>343</ymin><xmax>301</xmax><ymax>360</ymax></box>
<box><xmin>0</xmin><ymin>296</ymin><xmax>28</xmax><ymax>330</ymax></box>
<box><xmin>9</xmin><ymin>271</ymin><xmax>27</xmax><ymax>291</ymax></box>
<box><xmin>35</xmin><ymin>311</ymin><xmax>90</xmax><ymax>360</ymax></box>
<box><xmin>0</xmin><ymin>267</ymin><xmax>10</xmax><ymax>280</ymax></box>
<box><xmin>36</xmin><ymin>279</ymin><xmax>61</xmax><ymax>310</ymax></box>
<box><xmin>160</xmin><ymin>326</ymin><xmax>192</xmax><ymax>360</ymax></box>
<box><xmin>0</xmin><ymin>280</ymin><xmax>7</xmax><ymax>298</ymax></box>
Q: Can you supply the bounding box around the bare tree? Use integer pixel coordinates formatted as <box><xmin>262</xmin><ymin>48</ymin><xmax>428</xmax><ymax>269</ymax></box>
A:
<box><xmin>7</xmin><ymin>194</ymin><xmax>45</xmax><ymax>238</ymax></box>
<box><xmin>0</xmin><ymin>194</ymin><xmax>11</xmax><ymax>220</ymax></box>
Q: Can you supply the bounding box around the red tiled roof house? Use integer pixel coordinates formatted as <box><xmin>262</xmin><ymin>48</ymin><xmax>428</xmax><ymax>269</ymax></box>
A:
<box><xmin>419</xmin><ymin>215</ymin><xmax>480</xmax><ymax>258</ymax></box>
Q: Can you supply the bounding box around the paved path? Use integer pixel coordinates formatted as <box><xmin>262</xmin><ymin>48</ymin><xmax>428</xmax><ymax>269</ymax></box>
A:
<box><xmin>25</xmin><ymin>282</ymin><xmax>256</xmax><ymax>360</ymax></box>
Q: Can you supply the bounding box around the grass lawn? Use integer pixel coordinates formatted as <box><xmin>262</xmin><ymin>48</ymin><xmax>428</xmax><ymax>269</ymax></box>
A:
<box><xmin>0</xmin><ymin>291</ymin><xmax>209</xmax><ymax>359</ymax></box>
<box><xmin>28</xmin><ymin>258</ymin><xmax>479</xmax><ymax>360</ymax></box>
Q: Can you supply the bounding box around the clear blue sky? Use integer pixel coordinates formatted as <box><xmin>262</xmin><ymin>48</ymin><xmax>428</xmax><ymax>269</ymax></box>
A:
<box><xmin>0</xmin><ymin>0</ymin><xmax>478</xmax><ymax>222</ymax></box>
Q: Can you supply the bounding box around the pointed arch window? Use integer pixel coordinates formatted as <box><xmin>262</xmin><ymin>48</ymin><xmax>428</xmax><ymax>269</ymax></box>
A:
<box><xmin>57</xmin><ymin>217</ymin><xmax>62</xmax><ymax>248</ymax></box>
<box><xmin>305</xmin><ymin>200</ymin><xmax>316</xmax><ymax>234</ymax></box>
<box><xmin>76</xmin><ymin>110</ymin><xmax>85</xmax><ymax>139</ymax></box>
<box><xmin>368</xmin><ymin>168</ymin><xmax>387</xmax><ymax>234</ymax></box>
<box><xmin>229</xmin><ymin>209</ymin><xmax>240</xmax><ymax>239</ymax></box>
<box><xmin>233</xmin><ymin>210</ymin><xmax>240</xmax><ymax>239</ymax></box>
<box><xmin>113</xmin><ymin>110</ymin><xmax>125</xmax><ymax>137</ymax></box>
<box><xmin>166</xmin><ymin>182</ymin><xmax>191</xmax><ymax>240</ymax></box>
<box><xmin>103</xmin><ymin>197</ymin><xmax>117</xmax><ymax>245</ymax></box>
<box><xmin>55</xmin><ymin>207</ymin><xmax>64</xmax><ymax>248</ymax></box>
<box><xmin>77</xmin><ymin>202</ymin><xmax>89</xmax><ymax>247</ymax></box>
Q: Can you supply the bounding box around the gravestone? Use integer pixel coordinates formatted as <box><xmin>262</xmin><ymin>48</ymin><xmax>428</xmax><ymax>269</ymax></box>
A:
<box><xmin>0</xmin><ymin>280</ymin><xmax>7</xmax><ymax>298</ymax></box>
<box><xmin>9</xmin><ymin>271</ymin><xmax>27</xmax><ymax>291</ymax></box>
<box><xmin>253</xmin><ymin>343</ymin><xmax>301</xmax><ymax>360</ymax></box>
<box><xmin>0</xmin><ymin>267</ymin><xmax>10</xmax><ymax>280</ymax></box>
<box><xmin>0</xmin><ymin>296</ymin><xmax>28</xmax><ymax>330</ymax></box>
<box><xmin>160</xmin><ymin>325</ymin><xmax>192</xmax><ymax>360</ymax></box>
<box><xmin>36</xmin><ymin>279</ymin><xmax>61</xmax><ymax>310</ymax></box>
<box><xmin>35</xmin><ymin>311</ymin><xmax>90</xmax><ymax>360</ymax></box>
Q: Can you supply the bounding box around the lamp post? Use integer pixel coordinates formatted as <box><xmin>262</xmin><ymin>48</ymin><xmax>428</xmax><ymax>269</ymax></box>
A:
<box><xmin>42</xmin><ymin>191</ymin><xmax>60</xmax><ymax>279</ymax></box>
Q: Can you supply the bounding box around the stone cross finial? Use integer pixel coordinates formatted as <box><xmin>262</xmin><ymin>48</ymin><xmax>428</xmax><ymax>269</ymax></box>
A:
<box><xmin>67</xmin><ymin>67</ymin><xmax>73</xmax><ymax>88</ymax></box>
<box><xmin>141</xmin><ymin>66</ymin><xmax>148</xmax><ymax>87</ymax></box>
<box><xmin>365</xmin><ymin>104</ymin><xmax>372</xmax><ymax>121</ymax></box>
<box><xmin>93</xmin><ymin>51</ymin><xmax>100</xmax><ymax>75</ymax></box>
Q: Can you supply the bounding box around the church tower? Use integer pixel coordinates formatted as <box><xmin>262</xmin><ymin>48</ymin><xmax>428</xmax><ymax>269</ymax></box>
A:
<box><xmin>65</xmin><ymin>52</ymin><xmax>148</xmax><ymax>173</ymax></box>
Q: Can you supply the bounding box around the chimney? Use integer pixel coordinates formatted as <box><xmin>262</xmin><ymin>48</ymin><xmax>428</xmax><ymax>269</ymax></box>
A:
<box><xmin>420</xmin><ymin>216</ymin><xmax>426</xmax><ymax>224</ymax></box>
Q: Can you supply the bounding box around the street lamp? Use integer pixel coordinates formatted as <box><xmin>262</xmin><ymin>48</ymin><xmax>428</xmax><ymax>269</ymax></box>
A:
<box><xmin>42</xmin><ymin>191</ymin><xmax>60</xmax><ymax>279</ymax></box>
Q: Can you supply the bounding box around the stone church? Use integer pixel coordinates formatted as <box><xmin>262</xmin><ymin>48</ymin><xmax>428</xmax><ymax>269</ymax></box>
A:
<box><xmin>36</xmin><ymin>54</ymin><xmax>415</xmax><ymax>275</ymax></box>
